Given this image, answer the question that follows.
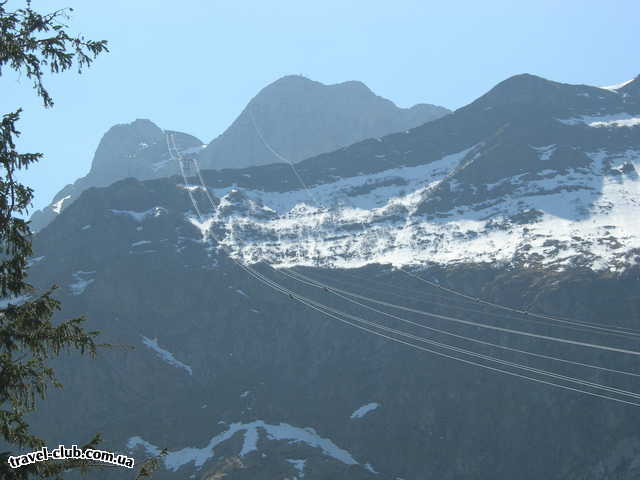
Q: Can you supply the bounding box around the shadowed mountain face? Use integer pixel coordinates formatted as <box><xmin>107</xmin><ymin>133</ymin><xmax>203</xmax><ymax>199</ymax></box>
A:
<box><xmin>18</xmin><ymin>73</ymin><xmax>640</xmax><ymax>479</ymax></box>
<box><xmin>198</xmin><ymin>75</ymin><xmax>450</xmax><ymax>170</ymax></box>
<box><xmin>24</xmin><ymin>177</ymin><xmax>640</xmax><ymax>480</ymax></box>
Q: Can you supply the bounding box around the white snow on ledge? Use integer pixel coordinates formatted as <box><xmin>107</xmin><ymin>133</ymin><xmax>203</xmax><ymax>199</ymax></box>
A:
<box><xmin>131</xmin><ymin>240</ymin><xmax>152</xmax><ymax>247</ymax></box>
<box><xmin>287</xmin><ymin>459</ymin><xmax>306</xmax><ymax>477</ymax></box>
<box><xmin>531</xmin><ymin>144</ymin><xmax>556</xmax><ymax>161</ymax></box>
<box><xmin>350</xmin><ymin>402</ymin><xmax>380</xmax><ymax>419</ymax></box>
<box><xmin>598</xmin><ymin>78</ymin><xmax>634</xmax><ymax>91</ymax></box>
<box><xmin>557</xmin><ymin>113</ymin><xmax>640</xmax><ymax>128</ymax></box>
<box><xmin>127</xmin><ymin>420</ymin><xmax>372</xmax><ymax>473</ymax></box>
<box><xmin>181</xmin><ymin>144</ymin><xmax>207</xmax><ymax>155</ymax></box>
<box><xmin>69</xmin><ymin>271</ymin><xmax>95</xmax><ymax>295</ymax></box>
<box><xmin>187</xmin><ymin>215</ymin><xmax>215</xmax><ymax>241</ymax></box>
<box><xmin>208</xmin><ymin>146</ymin><xmax>640</xmax><ymax>272</ymax></box>
<box><xmin>52</xmin><ymin>195</ymin><xmax>71</xmax><ymax>214</ymax></box>
<box><xmin>27</xmin><ymin>256</ymin><xmax>45</xmax><ymax>267</ymax></box>
<box><xmin>110</xmin><ymin>207</ymin><xmax>167</xmax><ymax>222</ymax></box>
<box><xmin>141</xmin><ymin>335</ymin><xmax>193</xmax><ymax>375</ymax></box>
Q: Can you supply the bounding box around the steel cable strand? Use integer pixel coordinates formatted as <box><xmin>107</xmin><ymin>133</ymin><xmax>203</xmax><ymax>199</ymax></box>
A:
<box><xmin>277</xmin><ymin>269</ymin><xmax>640</xmax><ymax>379</ymax></box>
<box><xmin>299</xmin><ymin>267</ymin><xmax>640</xmax><ymax>342</ymax></box>
<box><xmin>248</xmin><ymin>108</ymin><xmax>322</xmax><ymax>207</ymax></box>
<box><xmin>401</xmin><ymin>267</ymin><xmax>640</xmax><ymax>336</ymax></box>
<box><xmin>257</xmin><ymin>268</ymin><xmax>640</xmax><ymax>399</ymax></box>
<box><xmin>169</xmin><ymin>133</ymin><xmax>219</xmax><ymax>212</ymax></box>
<box><xmin>287</xmin><ymin>268</ymin><xmax>640</xmax><ymax>357</ymax></box>
<box><xmin>165</xmin><ymin>131</ymin><xmax>640</xmax><ymax>405</ymax></box>
<box><xmin>244</xmin><ymin>118</ymin><xmax>640</xmax><ymax>337</ymax></box>
<box><xmin>239</xmin><ymin>264</ymin><xmax>640</xmax><ymax>407</ymax></box>
<box><xmin>277</xmin><ymin>270</ymin><xmax>640</xmax><ymax>377</ymax></box>
<box><xmin>166</xmin><ymin>133</ymin><xmax>203</xmax><ymax>218</ymax></box>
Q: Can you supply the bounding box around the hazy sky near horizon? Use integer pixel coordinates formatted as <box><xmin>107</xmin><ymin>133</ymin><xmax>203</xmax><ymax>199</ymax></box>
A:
<box><xmin>4</xmin><ymin>0</ymin><xmax>638</xmax><ymax>212</ymax></box>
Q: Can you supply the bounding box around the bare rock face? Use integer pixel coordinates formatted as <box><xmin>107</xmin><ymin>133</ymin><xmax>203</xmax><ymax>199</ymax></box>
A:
<box><xmin>88</xmin><ymin>119</ymin><xmax>166</xmax><ymax>186</ymax></box>
<box><xmin>199</xmin><ymin>75</ymin><xmax>450</xmax><ymax>170</ymax></box>
<box><xmin>29</xmin><ymin>119</ymin><xmax>202</xmax><ymax>232</ymax></box>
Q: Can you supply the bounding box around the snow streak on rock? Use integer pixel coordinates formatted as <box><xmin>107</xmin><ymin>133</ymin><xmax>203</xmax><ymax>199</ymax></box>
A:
<box><xmin>189</xmin><ymin>147</ymin><xmax>640</xmax><ymax>272</ymax></box>
<box><xmin>52</xmin><ymin>195</ymin><xmax>71</xmax><ymax>214</ymax></box>
<box><xmin>141</xmin><ymin>336</ymin><xmax>193</xmax><ymax>375</ymax></box>
<box><xmin>127</xmin><ymin>420</ymin><xmax>372</xmax><ymax>472</ymax></box>
<box><xmin>110</xmin><ymin>207</ymin><xmax>167</xmax><ymax>222</ymax></box>
<box><xmin>350</xmin><ymin>403</ymin><xmax>380</xmax><ymax>419</ymax></box>
<box><xmin>69</xmin><ymin>271</ymin><xmax>95</xmax><ymax>295</ymax></box>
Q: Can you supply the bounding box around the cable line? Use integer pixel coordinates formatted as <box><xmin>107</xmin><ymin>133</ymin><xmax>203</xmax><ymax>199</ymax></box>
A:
<box><xmin>276</xmin><ymin>269</ymin><xmax>640</xmax><ymax>379</ymax></box>
<box><xmin>240</xmin><ymin>264</ymin><xmax>640</xmax><ymax>407</ymax></box>
<box><xmin>302</xmin><ymin>268</ymin><xmax>640</xmax><ymax>341</ymax></box>
<box><xmin>401</xmin><ymin>268</ymin><xmax>640</xmax><ymax>336</ymax></box>
<box><xmin>164</xmin><ymin>131</ymin><xmax>640</xmax><ymax>407</ymax></box>
<box><xmin>287</xmin><ymin>268</ymin><xmax>640</xmax><ymax>357</ymax></box>
<box><xmin>245</xmin><ymin>117</ymin><xmax>639</xmax><ymax>337</ymax></box>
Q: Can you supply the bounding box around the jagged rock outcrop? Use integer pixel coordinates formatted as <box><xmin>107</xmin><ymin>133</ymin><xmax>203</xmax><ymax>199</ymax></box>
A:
<box><xmin>29</xmin><ymin>119</ymin><xmax>202</xmax><ymax>232</ymax></box>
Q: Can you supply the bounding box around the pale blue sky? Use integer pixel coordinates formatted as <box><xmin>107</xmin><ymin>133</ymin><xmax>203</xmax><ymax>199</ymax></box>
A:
<box><xmin>4</xmin><ymin>0</ymin><xmax>638</xmax><ymax>212</ymax></box>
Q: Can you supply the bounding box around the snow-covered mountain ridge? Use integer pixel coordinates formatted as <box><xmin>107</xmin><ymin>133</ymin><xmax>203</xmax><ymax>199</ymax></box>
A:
<box><xmin>39</xmin><ymin>73</ymin><xmax>639</xmax><ymax>272</ymax></box>
<box><xmin>163</xmin><ymin>73</ymin><xmax>640</xmax><ymax>272</ymax></box>
<box><xmin>197</xmin><ymin>146</ymin><xmax>639</xmax><ymax>271</ymax></box>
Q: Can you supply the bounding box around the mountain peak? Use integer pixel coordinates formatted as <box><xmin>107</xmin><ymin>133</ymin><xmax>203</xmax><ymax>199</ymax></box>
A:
<box><xmin>469</xmin><ymin>73</ymin><xmax>565</xmax><ymax>109</ymax></box>
<box><xmin>463</xmin><ymin>72</ymin><xmax>633</xmax><ymax>116</ymax></box>
<box><xmin>252</xmin><ymin>76</ymin><xmax>376</xmax><ymax>104</ymax></box>
<box><xmin>88</xmin><ymin>119</ymin><xmax>165</xmax><ymax>178</ymax></box>
<box><xmin>29</xmin><ymin>119</ymin><xmax>202</xmax><ymax>232</ymax></box>
<box><xmin>200</xmin><ymin>76</ymin><xmax>450</xmax><ymax>170</ymax></box>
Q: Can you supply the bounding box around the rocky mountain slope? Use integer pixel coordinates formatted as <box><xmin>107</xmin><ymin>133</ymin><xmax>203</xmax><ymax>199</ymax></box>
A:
<box><xmin>29</xmin><ymin>76</ymin><xmax>450</xmax><ymax>232</ymax></box>
<box><xmin>17</xmin><ymin>72</ymin><xmax>640</xmax><ymax>479</ymax></box>
<box><xmin>24</xmin><ymin>178</ymin><xmax>640</xmax><ymax>479</ymax></box>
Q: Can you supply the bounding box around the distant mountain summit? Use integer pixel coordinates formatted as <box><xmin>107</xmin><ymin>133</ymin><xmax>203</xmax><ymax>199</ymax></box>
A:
<box><xmin>30</xmin><ymin>76</ymin><xmax>449</xmax><ymax>232</ymax></box>
<box><xmin>198</xmin><ymin>75</ymin><xmax>450</xmax><ymax>170</ymax></box>
<box><xmin>29</xmin><ymin>119</ymin><xmax>202</xmax><ymax>232</ymax></box>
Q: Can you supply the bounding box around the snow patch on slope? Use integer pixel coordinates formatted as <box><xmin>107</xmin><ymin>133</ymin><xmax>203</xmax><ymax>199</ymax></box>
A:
<box><xmin>531</xmin><ymin>144</ymin><xmax>557</xmax><ymax>161</ymax></box>
<box><xmin>598</xmin><ymin>79</ymin><xmax>635</xmax><ymax>91</ymax></box>
<box><xmin>131</xmin><ymin>240</ymin><xmax>152</xmax><ymax>247</ymax></box>
<box><xmin>52</xmin><ymin>195</ymin><xmax>71</xmax><ymax>214</ymax></box>
<box><xmin>287</xmin><ymin>459</ymin><xmax>306</xmax><ymax>478</ymax></box>
<box><xmin>350</xmin><ymin>403</ymin><xmax>380</xmax><ymax>419</ymax></box>
<box><xmin>69</xmin><ymin>271</ymin><xmax>95</xmax><ymax>295</ymax></box>
<box><xmin>127</xmin><ymin>420</ymin><xmax>372</xmax><ymax>473</ymax></box>
<box><xmin>198</xmin><ymin>147</ymin><xmax>640</xmax><ymax>272</ymax></box>
<box><xmin>110</xmin><ymin>207</ymin><xmax>167</xmax><ymax>222</ymax></box>
<box><xmin>212</xmin><ymin>147</ymin><xmax>473</xmax><ymax>214</ymax></box>
<box><xmin>557</xmin><ymin>113</ymin><xmax>640</xmax><ymax>128</ymax></box>
<box><xmin>141</xmin><ymin>336</ymin><xmax>193</xmax><ymax>375</ymax></box>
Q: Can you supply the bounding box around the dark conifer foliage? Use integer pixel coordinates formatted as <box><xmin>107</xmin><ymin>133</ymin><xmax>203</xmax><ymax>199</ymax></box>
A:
<box><xmin>0</xmin><ymin>1</ymin><xmax>106</xmax><ymax>477</ymax></box>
